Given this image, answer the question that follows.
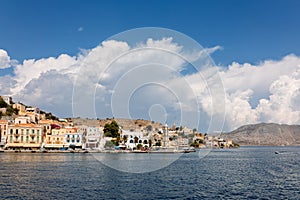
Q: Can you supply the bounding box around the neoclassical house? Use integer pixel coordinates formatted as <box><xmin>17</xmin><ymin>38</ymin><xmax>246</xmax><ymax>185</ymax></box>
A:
<box><xmin>121</xmin><ymin>130</ymin><xmax>149</xmax><ymax>150</ymax></box>
<box><xmin>83</xmin><ymin>126</ymin><xmax>102</xmax><ymax>150</ymax></box>
<box><xmin>5</xmin><ymin>124</ymin><xmax>44</xmax><ymax>150</ymax></box>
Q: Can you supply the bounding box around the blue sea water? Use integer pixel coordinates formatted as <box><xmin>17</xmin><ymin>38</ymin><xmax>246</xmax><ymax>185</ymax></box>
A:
<box><xmin>0</xmin><ymin>146</ymin><xmax>299</xmax><ymax>199</ymax></box>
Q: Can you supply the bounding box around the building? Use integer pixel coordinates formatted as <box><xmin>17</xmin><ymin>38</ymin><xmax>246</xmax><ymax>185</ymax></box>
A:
<box><xmin>5</xmin><ymin>124</ymin><xmax>43</xmax><ymax>150</ymax></box>
<box><xmin>162</xmin><ymin>124</ymin><xmax>170</xmax><ymax>148</ymax></box>
<box><xmin>44</xmin><ymin>127</ymin><xmax>80</xmax><ymax>149</ymax></box>
<box><xmin>38</xmin><ymin>119</ymin><xmax>55</xmax><ymax>136</ymax></box>
<box><xmin>0</xmin><ymin>120</ymin><xmax>9</xmax><ymax>148</ymax></box>
<box><xmin>12</xmin><ymin>103</ymin><xmax>26</xmax><ymax>115</ymax></box>
<box><xmin>44</xmin><ymin>127</ymin><xmax>66</xmax><ymax>149</ymax></box>
<box><xmin>65</xmin><ymin>131</ymin><xmax>83</xmax><ymax>150</ymax></box>
<box><xmin>14</xmin><ymin>116</ymin><xmax>31</xmax><ymax>124</ymax></box>
<box><xmin>121</xmin><ymin>130</ymin><xmax>149</xmax><ymax>150</ymax></box>
<box><xmin>83</xmin><ymin>126</ymin><xmax>102</xmax><ymax>150</ymax></box>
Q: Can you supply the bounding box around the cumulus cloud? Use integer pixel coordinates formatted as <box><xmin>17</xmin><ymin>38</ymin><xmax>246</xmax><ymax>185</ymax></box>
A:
<box><xmin>216</xmin><ymin>55</ymin><xmax>300</xmax><ymax>130</ymax></box>
<box><xmin>0</xmin><ymin>49</ymin><xmax>15</xmax><ymax>69</ymax></box>
<box><xmin>1</xmin><ymin>38</ymin><xmax>300</xmax><ymax>132</ymax></box>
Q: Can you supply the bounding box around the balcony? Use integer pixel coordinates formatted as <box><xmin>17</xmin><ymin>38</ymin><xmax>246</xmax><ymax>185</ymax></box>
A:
<box><xmin>13</xmin><ymin>141</ymin><xmax>20</xmax><ymax>143</ymax></box>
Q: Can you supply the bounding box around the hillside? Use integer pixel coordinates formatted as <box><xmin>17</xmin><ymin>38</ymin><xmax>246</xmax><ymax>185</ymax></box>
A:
<box><xmin>71</xmin><ymin>118</ymin><xmax>163</xmax><ymax>131</ymax></box>
<box><xmin>221</xmin><ymin>123</ymin><xmax>300</xmax><ymax>146</ymax></box>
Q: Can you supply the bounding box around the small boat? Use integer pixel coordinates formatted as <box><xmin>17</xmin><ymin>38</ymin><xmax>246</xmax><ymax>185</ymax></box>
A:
<box><xmin>275</xmin><ymin>151</ymin><xmax>280</xmax><ymax>154</ymax></box>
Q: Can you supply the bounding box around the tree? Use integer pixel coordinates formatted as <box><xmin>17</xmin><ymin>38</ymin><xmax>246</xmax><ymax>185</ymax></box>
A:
<box><xmin>104</xmin><ymin>141</ymin><xmax>114</xmax><ymax>148</ymax></box>
<box><xmin>5</xmin><ymin>106</ymin><xmax>14</xmax><ymax>116</ymax></box>
<box><xmin>0</xmin><ymin>98</ymin><xmax>7</xmax><ymax>108</ymax></box>
<box><xmin>136</xmin><ymin>144</ymin><xmax>143</xmax><ymax>150</ymax></box>
<box><xmin>148</xmin><ymin>139</ymin><xmax>152</xmax><ymax>147</ymax></box>
<box><xmin>123</xmin><ymin>135</ymin><xmax>128</xmax><ymax>143</ymax></box>
<box><xmin>155</xmin><ymin>140</ymin><xmax>161</xmax><ymax>146</ymax></box>
<box><xmin>146</xmin><ymin>125</ymin><xmax>152</xmax><ymax>132</ymax></box>
<box><xmin>134</xmin><ymin>136</ymin><xmax>139</xmax><ymax>144</ymax></box>
<box><xmin>103</xmin><ymin>120</ymin><xmax>119</xmax><ymax>138</ymax></box>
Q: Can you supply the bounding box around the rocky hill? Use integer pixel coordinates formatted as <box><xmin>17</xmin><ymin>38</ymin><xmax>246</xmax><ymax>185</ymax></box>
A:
<box><xmin>221</xmin><ymin>123</ymin><xmax>300</xmax><ymax>146</ymax></box>
<box><xmin>71</xmin><ymin>118</ymin><xmax>163</xmax><ymax>131</ymax></box>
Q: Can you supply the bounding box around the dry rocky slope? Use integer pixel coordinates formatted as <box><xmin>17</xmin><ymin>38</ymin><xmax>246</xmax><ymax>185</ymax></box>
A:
<box><xmin>221</xmin><ymin>123</ymin><xmax>300</xmax><ymax>146</ymax></box>
<box><xmin>71</xmin><ymin>118</ymin><xmax>163</xmax><ymax>131</ymax></box>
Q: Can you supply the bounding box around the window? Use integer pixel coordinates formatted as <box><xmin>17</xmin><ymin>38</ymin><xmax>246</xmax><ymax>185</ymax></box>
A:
<box><xmin>21</xmin><ymin>136</ymin><xmax>23</xmax><ymax>142</ymax></box>
<box><xmin>10</xmin><ymin>136</ymin><xmax>12</xmax><ymax>142</ymax></box>
<box><xmin>26</xmin><ymin>136</ymin><xmax>29</xmax><ymax>142</ymax></box>
<box><xmin>16</xmin><ymin>129</ymin><xmax>18</xmax><ymax>134</ymax></box>
<box><xmin>10</xmin><ymin>129</ymin><xmax>13</xmax><ymax>134</ymax></box>
<box><xmin>32</xmin><ymin>129</ymin><xmax>35</xmax><ymax>134</ymax></box>
<box><xmin>37</xmin><ymin>136</ymin><xmax>39</xmax><ymax>143</ymax></box>
<box><xmin>26</xmin><ymin>129</ymin><xmax>29</xmax><ymax>135</ymax></box>
<box><xmin>37</xmin><ymin>130</ymin><xmax>40</xmax><ymax>135</ymax></box>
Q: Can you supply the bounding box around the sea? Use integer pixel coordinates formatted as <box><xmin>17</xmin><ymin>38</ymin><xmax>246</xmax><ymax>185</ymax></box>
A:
<box><xmin>0</xmin><ymin>146</ymin><xmax>299</xmax><ymax>199</ymax></box>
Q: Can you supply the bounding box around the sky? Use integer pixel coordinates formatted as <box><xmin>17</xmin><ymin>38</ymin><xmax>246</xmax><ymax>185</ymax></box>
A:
<box><xmin>0</xmin><ymin>0</ymin><xmax>300</xmax><ymax>132</ymax></box>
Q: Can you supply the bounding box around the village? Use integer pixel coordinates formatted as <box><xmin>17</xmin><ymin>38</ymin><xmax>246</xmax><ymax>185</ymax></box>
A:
<box><xmin>0</xmin><ymin>96</ymin><xmax>237</xmax><ymax>152</ymax></box>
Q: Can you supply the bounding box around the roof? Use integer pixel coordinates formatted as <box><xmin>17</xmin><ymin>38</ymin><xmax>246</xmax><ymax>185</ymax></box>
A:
<box><xmin>9</xmin><ymin>124</ymin><xmax>43</xmax><ymax>128</ymax></box>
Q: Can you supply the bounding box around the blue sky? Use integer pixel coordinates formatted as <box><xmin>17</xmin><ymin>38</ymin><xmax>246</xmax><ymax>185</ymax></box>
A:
<box><xmin>1</xmin><ymin>0</ymin><xmax>299</xmax><ymax>66</ymax></box>
<box><xmin>1</xmin><ymin>0</ymin><xmax>300</xmax><ymax>132</ymax></box>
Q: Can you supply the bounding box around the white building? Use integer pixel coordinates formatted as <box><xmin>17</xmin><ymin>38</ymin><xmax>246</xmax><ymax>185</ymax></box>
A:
<box><xmin>14</xmin><ymin>116</ymin><xmax>31</xmax><ymax>124</ymax></box>
<box><xmin>162</xmin><ymin>124</ymin><xmax>170</xmax><ymax>148</ymax></box>
<box><xmin>64</xmin><ymin>132</ymin><xmax>83</xmax><ymax>149</ymax></box>
<box><xmin>121</xmin><ymin>130</ymin><xmax>149</xmax><ymax>150</ymax></box>
<box><xmin>83</xmin><ymin>127</ymin><xmax>102</xmax><ymax>150</ymax></box>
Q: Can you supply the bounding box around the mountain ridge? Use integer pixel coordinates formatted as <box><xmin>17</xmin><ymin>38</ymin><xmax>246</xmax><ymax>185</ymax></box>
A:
<box><xmin>221</xmin><ymin>123</ymin><xmax>300</xmax><ymax>146</ymax></box>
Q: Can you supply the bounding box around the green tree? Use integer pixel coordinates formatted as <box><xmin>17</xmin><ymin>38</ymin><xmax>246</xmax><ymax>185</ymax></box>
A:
<box><xmin>0</xmin><ymin>98</ymin><xmax>8</xmax><ymax>108</ymax></box>
<box><xmin>146</xmin><ymin>125</ymin><xmax>152</xmax><ymax>132</ymax></box>
<box><xmin>136</xmin><ymin>144</ymin><xmax>143</xmax><ymax>150</ymax></box>
<box><xmin>103</xmin><ymin>120</ymin><xmax>119</xmax><ymax>138</ymax></box>
<box><xmin>104</xmin><ymin>141</ymin><xmax>115</xmax><ymax>148</ymax></box>
<box><xmin>5</xmin><ymin>106</ymin><xmax>14</xmax><ymax>116</ymax></box>
<box><xmin>148</xmin><ymin>139</ymin><xmax>152</xmax><ymax>147</ymax></box>
<box><xmin>134</xmin><ymin>136</ymin><xmax>139</xmax><ymax>144</ymax></box>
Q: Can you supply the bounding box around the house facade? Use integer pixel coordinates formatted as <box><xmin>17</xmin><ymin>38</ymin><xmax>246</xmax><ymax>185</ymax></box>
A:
<box><xmin>5</xmin><ymin>124</ymin><xmax>43</xmax><ymax>150</ymax></box>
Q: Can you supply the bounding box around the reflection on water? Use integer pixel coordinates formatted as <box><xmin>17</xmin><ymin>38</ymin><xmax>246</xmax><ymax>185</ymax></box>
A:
<box><xmin>0</xmin><ymin>147</ymin><xmax>299</xmax><ymax>199</ymax></box>
<box><xmin>92</xmin><ymin>152</ymin><xmax>182</xmax><ymax>173</ymax></box>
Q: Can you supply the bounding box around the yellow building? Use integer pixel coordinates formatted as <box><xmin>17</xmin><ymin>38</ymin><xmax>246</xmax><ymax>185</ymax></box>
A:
<box><xmin>13</xmin><ymin>103</ymin><xmax>26</xmax><ymax>116</ymax></box>
<box><xmin>38</xmin><ymin>119</ymin><xmax>56</xmax><ymax>136</ymax></box>
<box><xmin>5</xmin><ymin>124</ymin><xmax>44</xmax><ymax>150</ymax></box>
<box><xmin>44</xmin><ymin>127</ymin><xmax>78</xmax><ymax>149</ymax></box>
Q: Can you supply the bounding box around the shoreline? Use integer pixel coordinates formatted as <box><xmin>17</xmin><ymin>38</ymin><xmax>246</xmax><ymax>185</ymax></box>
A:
<box><xmin>0</xmin><ymin>149</ymin><xmax>197</xmax><ymax>154</ymax></box>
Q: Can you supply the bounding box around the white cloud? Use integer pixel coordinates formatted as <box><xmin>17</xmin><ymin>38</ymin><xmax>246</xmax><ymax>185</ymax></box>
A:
<box><xmin>12</xmin><ymin>54</ymin><xmax>78</xmax><ymax>95</ymax></box>
<box><xmin>1</xmin><ymin>38</ymin><xmax>300</xmax><ymax>132</ymax></box>
<box><xmin>216</xmin><ymin>55</ymin><xmax>300</xmax><ymax>130</ymax></box>
<box><xmin>0</xmin><ymin>49</ymin><xmax>14</xmax><ymax>69</ymax></box>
